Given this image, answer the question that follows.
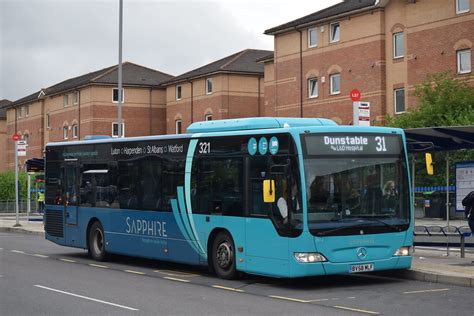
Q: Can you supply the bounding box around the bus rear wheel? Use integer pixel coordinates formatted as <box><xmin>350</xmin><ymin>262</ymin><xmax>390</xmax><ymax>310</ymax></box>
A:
<box><xmin>212</xmin><ymin>231</ymin><xmax>237</xmax><ymax>279</ymax></box>
<box><xmin>88</xmin><ymin>221</ymin><xmax>107</xmax><ymax>261</ymax></box>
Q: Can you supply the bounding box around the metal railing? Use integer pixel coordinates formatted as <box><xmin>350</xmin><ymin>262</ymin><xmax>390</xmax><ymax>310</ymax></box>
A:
<box><xmin>0</xmin><ymin>199</ymin><xmax>38</xmax><ymax>213</ymax></box>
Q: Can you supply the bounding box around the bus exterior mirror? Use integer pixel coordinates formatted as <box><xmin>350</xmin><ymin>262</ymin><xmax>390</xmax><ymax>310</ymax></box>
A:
<box><xmin>425</xmin><ymin>153</ymin><xmax>434</xmax><ymax>175</ymax></box>
<box><xmin>263</xmin><ymin>180</ymin><xmax>275</xmax><ymax>203</ymax></box>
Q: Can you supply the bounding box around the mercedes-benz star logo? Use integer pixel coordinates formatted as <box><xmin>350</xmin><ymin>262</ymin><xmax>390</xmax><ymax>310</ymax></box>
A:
<box><xmin>356</xmin><ymin>247</ymin><xmax>368</xmax><ymax>260</ymax></box>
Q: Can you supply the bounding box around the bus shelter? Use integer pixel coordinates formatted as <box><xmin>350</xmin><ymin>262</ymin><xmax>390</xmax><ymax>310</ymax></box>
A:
<box><xmin>404</xmin><ymin>126</ymin><xmax>474</xmax><ymax>241</ymax></box>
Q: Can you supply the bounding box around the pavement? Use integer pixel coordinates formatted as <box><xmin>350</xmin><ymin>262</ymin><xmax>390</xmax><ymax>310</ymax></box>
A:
<box><xmin>1</xmin><ymin>213</ymin><xmax>473</xmax><ymax>288</ymax></box>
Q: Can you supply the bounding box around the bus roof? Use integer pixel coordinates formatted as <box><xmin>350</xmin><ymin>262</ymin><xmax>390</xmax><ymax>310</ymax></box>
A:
<box><xmin>187</xmin><ymin>117</ymin><xmax>337</xmax><ymax>133</ymax></box>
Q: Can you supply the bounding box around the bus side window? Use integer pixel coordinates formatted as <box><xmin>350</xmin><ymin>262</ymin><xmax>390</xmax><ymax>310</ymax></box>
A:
<box><xmin>194</xmin><ymin>157</ymin><xmax>243</xmax><ymax>216</ymax></box>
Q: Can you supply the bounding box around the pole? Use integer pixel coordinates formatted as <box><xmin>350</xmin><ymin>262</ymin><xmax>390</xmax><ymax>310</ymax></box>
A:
<box><xmin>14</xmin><ymin>141</ymin><xmax>21</xmax><ymax>227</ymax></box>
<box><xmin>117</xmin><ymin>0</ymin><xmax>123</xmax><ymax>138</ymax></box>
<box><xmin>446</xmin><ymin>152</ymin><xmax>450</xmax><ymax>256</ymax></box>
<box><xmin>411</xmin><ymin>155</ymin><xmax>416</xmax><ymax>217</ymax></box>
<box><xmin>27</xmin><ymin>173</ymin><xmax>31</xmax><ymax>222</ymax></box>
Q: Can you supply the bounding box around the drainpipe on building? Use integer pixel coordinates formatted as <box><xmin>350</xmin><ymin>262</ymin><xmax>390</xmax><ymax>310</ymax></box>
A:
<box><xmin>149</xmin><ymin>87</ymin><xmax>152</xmax><ymax>135</ymax></box>
<box><xmin>77</xmin><ymin>91</ymin><xmax>81</xmax><ymax>140</ymax></box>
<box><xmin>258</xmin><ymin>75</ymin><xmax>261</xmax><ymax>116</ymax></box>
<box><xmin>297</xmin><ymin>29</ymin><xmax>303</xmax><ymax>118</ymax></box>
<box><xmin>189</xmin><ymin>81</ymin><xmax>194</xmax><ymax>123</ymax></box>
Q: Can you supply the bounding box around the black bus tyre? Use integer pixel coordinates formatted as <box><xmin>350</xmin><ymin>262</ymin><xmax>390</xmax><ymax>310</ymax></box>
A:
<box><xmin>88</xmin><ymin>221</ymin><xmax>108</xmax><ymax>261</ymax></box>
<box><xmin>212</xmin><ymin>231</ymin><xmax>237</xmax><ymax>280</ymax></box>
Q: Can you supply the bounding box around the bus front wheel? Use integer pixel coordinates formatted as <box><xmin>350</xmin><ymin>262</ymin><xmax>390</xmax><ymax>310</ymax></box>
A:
<box><xmin>88</xmin><ymin>221</ymin><xmax>107</xmax><ymax>261</ymax></box>
<box><xmin>212</xmin><ymin>231</ymin><xmax>237</xmax><ymax>279</ymax></box>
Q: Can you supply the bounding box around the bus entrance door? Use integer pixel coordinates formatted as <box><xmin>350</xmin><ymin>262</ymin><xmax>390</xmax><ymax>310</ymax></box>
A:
<box><xmin>64</xmin><ymin>162</ymin><xmax>79</xmax><ymax>226</ymax></box>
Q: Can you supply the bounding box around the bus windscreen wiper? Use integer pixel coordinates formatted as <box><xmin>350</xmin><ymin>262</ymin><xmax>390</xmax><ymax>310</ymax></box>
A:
<box><xmin>316</xmin><ymin>221</ymin><xmax>369</xmax><ymax>236</ymax></box>
<box><xmin>353</xmin><ymin>216</ymin><xmax>402</xmax><ymax>232</ymax></box>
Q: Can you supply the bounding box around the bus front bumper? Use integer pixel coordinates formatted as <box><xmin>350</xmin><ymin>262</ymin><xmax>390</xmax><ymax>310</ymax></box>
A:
<box><xmin>289</xmin><ymin>256</ymin><xmax>412</xmax><ymax>278</ymax></box>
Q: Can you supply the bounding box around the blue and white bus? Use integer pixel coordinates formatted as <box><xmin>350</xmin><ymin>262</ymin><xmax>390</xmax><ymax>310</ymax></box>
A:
<box><xmin>44</xmin><ymin>117</ymin><xmax>412</xmax><ymax>279</ymax></box>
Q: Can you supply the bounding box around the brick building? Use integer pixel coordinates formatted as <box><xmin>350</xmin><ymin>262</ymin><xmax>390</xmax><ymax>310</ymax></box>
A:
<box><xmin>161</xmin><ymin>49</ymin><xmax>271</xmax><ymax>134</ymax></box>
<box><xmin>262</xmin><ymin>0</ymin><xmax>473</xmax><ymax>124</ymax></box>
<box><xmin>2</xmin><ymin>62</ymin><xmax>173</xmax><ymax>170</ymax></box>
<box><xmin>0</xmin><ymin>99</ymin><xmax>12</xmax><ymax>171</ymax></box>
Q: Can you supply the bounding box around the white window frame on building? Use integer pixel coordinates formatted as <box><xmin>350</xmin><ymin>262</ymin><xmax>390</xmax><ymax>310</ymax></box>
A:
<box><xmin>393</xmin><ymin>32</ymin><xmax>404</xmax><ymax>59</ymax></box>
<box><xmin>394</xmin><ymin>88</ymin><xmax>406</xmax><ymax>114</ymax></box>
<box><xmin>456</xmin><ymin>0</ymin><xmax>470</xmax><ymax>14</ymax></box>
<box><xmin>176</xmin><ymin>85</ymin><xmax>182</xmax><ymax>100</ymax></box>
<box><xmin>175</xmin><ymin>119</ymin><xmax>182</xmax><ymax>134</ymax></box>
<box><xmin>330</xmin><ymin>22</ymin><xmax>340</xmax><ymax>43</ymax></box>
<box><xmin>63</xmin><ymin>94</ymin><xmax>70</xmax><ymax>107</ymax></box>
<box><xmin>457</xmin><ymin>49</ymin><xmax>471</xmax><ymax>74</ymax></box>
<box><xmin>112</xmin><ymin>122</ymin><xmax>125</xmax><ymax>137</ymax></box>
<box><xmin>63</xmin><ymin>126</ymin><xmax>69</xmax><ymax>140</ymax></box>
<box><xmin>46</xmin><ymin>113</ymin><xmax>50</xmax><ymax>129</ymax></box>
<box><xmin>205</xmin><ymin>114</ymin><xmax>213</xmax><ymax>121</ymax></box>
<box><xmin>308</xmin><ymin>27</ymin><xmax>317</xmax><ymax>48</ymax></box>
<box><xmin>330</xmin><ymin>73</ymin><xmax>341</xmax><ymax>95</ymax></box>
<box><xmin>205</xmin><ymin>78</ymin><xmax>213</xmax><ymax>95</ymax></box>
<box><xmin>112</xmin><ymin>88</ymin><xmax>125</xmax><ymax>103</ymax></box>
<box><xmin>73</xmin><ymin>91</ymin><xmax>79</xmax><ymax>105</ymax></box>
<box><xmin>19</xmin><ymin>106</ymin><xmax>24</xmax><ymax>118</ymax></box>
<box><xmin>72</xmin><ymin>124</ymin><xmax>78</xmax><ymax>138</ymax></box>
<box><xmin>23</xmin><ymin>133</ymin><xmax>29</xmax><ymax>145</ymax></box>
<box><xmin>25</xmin><ymin>105</ymin><xmax>29</xmax><ymax>117</ymax></box>
<box><xmin>308</xmin><ymin>78</ymin><xmax>318</xmax><ymax>98</ymax></box>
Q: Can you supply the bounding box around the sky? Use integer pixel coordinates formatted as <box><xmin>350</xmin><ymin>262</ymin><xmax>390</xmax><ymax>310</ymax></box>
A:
<box><xmin>0</xmin><ymin>0</ymin><xmax>341</xmax><ymax>101</ymax></box>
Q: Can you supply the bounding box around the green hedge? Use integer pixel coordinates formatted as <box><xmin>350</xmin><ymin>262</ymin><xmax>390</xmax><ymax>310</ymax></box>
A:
<box><xmin>0</xmin><ymin>171</ymin><xmax>33</xmax><ymax>201</ymax></box>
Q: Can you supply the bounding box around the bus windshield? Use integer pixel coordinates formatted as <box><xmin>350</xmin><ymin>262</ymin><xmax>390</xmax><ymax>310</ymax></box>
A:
<box><xmin>302</xmin><ymin>133</ymin><xmax>410</xmax><ymax>236</ymax></box>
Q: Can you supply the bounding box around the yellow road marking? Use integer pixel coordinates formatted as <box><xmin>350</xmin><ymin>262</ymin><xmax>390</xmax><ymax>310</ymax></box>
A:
<box><xmin>59</xmin><ymin>258</ymin><xmax>76</xmax><ymax>263</ymax></box>
<box><xmin>403</xmin><ymin>288</ymin><xmax>450</xmax><ymax>294</ymax></box>
<box><xmin>334</xmin><ymin>305</ymin><xmax>380</xmax><ymax>315</ymax></box>
<box><xmin>124</xmin><ymin>270</ymin><xmax>146</xmax><ymax>275</ymax></box>
<box><xmin>34</xmin><ymin>254</ymin><xmax>49</xmax><ymax>258</ymax></box>
<box><xmin>212</xmin><ymin>285</ymin><xmax>244</xmax><ymax>292</ymax></box>
<box><xmin>163</xmin><ymin>276</ymin><xmax>190</xmax><ymax>283</ymax></box>
<box><xmin>11</xmin><ymin>250</ymin><xmax>25</xmax><ymax>254</ymax></box>
<box><xmin>269</xmin><ymin>295</ymin><xmax>308</xmax><ymax>303</ymax></box>
<box><xmin>154</xmin><ymin>269</ymin><xmax>199</xmax><ymax>277</ymax></box>
<box><xmin>89</xmin><ymin>264</ymin><xmax>108</xmax><ymax>269</ymax></box>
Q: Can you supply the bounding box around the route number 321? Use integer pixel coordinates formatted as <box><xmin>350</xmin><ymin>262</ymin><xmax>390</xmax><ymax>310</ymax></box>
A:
<box><xmin>198</xmin><ymin>142</ymin><xmax>211</xmax><ymax>154</ymax></box>
<box><xmin>375</xmin><ymin>136</ymin><xmax>387</xmax><ymax>152</ymax></box>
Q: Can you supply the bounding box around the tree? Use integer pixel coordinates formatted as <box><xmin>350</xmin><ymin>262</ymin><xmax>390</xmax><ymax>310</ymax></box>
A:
<box><xmin>0</xmin><ymin>171</ymin><xmax>29</xmax><ymax>201</ymax></box>
<box><xmin>386</xmin><ymin>72</ymin><xmax>474</xmax><ymax>187</ymax></box>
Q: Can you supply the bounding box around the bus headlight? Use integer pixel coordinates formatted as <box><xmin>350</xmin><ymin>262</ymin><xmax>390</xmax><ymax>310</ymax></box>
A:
<box><xmin>294</xmin><ymin>252</ymin><xmax>327</xmax><ymax>263</ymax></box>
<box><xmin>393</xmin><ymin>246</ymin><xmax>411</xmax><ymax>256</ymax></box>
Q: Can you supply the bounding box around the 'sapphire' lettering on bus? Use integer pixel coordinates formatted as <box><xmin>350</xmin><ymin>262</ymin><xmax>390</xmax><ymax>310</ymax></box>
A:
<box><xmin>125</xmin><ymin>217</ymin><xmax>167</xmax><ymax>237</ymax></box>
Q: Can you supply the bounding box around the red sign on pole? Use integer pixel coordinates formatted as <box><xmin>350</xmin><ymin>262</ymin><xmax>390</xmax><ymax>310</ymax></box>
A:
<box><xmin>350</xmin><ymin>89</ymin><xmax>361</xmax><ymax>102</ymax></box>
<box><xmin>12</xmin><ymin>134</ymin><xmax>20</xmax><ymax>141</ymax></box>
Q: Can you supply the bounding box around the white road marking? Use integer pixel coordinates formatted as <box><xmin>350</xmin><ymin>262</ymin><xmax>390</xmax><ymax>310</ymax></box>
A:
<box><xmin>124</xmin><ymin>270</ymin><xmax>145</xmax><ymax>275</ymax></box>
<box><xmin>59</xmin><ymin>258</ymin><xmax>76</xmax><ymax>263</ymax></box>
<box><xmin>34</xmin><ymin>285</ymin><xmax>139</xmax><ymax>311</ymax></box>
<box><xmin>268</xmin><ymin>295</ymin><xmax>308</xmax><ymax>303</ymax></box>
<box><xmin>403</xmin><ymin>288</ymin><xmax>450</xmax><ymax>294</ymax></box>
<box><xmin>154</xmin><ymin>269</ymin><xmax>199</xmax><ymax>277</ymax></box>
<box><xmin>212</xmin><ymin>285</ymin><xmax>244</xmax><ymax>292</ymax></box>
<box><xmin>334</xmin><ymin>305</ymin><xmax>380</xmax><ymax>315</ymax></box>
<box><xmin>89</xmin><ymin>264</ymin><xmax>108</xmax><ymax>269</ymax></box>
<box><xmin>34</xmin><ymin>254</ymin><xmax>49</xmax><ymax>258</ymax></box>
<box><xmin>10</xmin><ymin>250</ymin><xmax>25</xmax><ymax>254</ymax></box>
<box><xmin>163</xmin><ymin>276</ymin><xmax>190</xmax><ymax>283</ymax></box>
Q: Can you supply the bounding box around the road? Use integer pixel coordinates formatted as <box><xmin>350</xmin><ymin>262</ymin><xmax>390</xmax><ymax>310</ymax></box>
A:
<box><xmin>1</xmin><ymin>232</ymin><xmax>473</xmax><ymax>315</ymax></box>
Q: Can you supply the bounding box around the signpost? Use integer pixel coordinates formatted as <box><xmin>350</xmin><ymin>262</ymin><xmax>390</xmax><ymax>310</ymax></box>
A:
<box><xmin>12</xmin><ymin>135</ymin><xmax>25</xmax><ymax>227</ymax></box>
<box><xmin>353</xmin><ymin>101</ymin><xmax>371</xmax><ymax>126</ymax></box>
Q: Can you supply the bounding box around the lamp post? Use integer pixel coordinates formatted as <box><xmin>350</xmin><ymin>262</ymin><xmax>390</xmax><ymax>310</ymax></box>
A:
<box><xmin>117</xmin><ymin>0</ymin><xmax>123</xmax><ymax>138</ymax></box>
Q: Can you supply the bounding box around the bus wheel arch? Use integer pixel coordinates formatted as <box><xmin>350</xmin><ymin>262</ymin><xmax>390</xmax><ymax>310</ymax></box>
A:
<box><xmin>87</xmin><ymin>219</ymin><xmax>108</xmax><ymax>261</ymax></box>
<box><xmin>208</xmin><ymin>228</ymin><xmax>237</xmax><ymax>279</ymax></box>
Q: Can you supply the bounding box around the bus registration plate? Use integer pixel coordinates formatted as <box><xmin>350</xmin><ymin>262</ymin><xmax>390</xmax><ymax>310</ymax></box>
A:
<box><xmin>349</xmin><ymin>263</ymin><xmax>374</xmax><ymax>273</ymax></box>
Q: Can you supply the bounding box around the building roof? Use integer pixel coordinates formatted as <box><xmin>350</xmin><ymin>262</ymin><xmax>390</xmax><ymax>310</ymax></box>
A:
<box><xmin>0</xmin><ymin>99</ymin><xmax>12</xmax><ymax>118</ymax></box>
<box><xmin>264</xmin><ymin>0</ymin><xmax>379</xmax><ymax>35</ymax></box>
<box><xmin>4</xmin><ymin>62</ymin><xmax>174</xmax><ymax>109</ymax></box>
<box><xmin>162</xmin><ymin>49</ymin><xmax>273</xmax><ymax>86</ymax></box>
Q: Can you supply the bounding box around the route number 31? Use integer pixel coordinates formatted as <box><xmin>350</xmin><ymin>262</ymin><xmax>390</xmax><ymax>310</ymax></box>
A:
<box><xmin>375</xmin><ymin>136</ymin><xmax>387</xmax><ymax>152</ymax></box>
<box><xmin>198</xmin><ymin>142</ymin><xmax>211</xmax><ymax>154</ymax></box>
